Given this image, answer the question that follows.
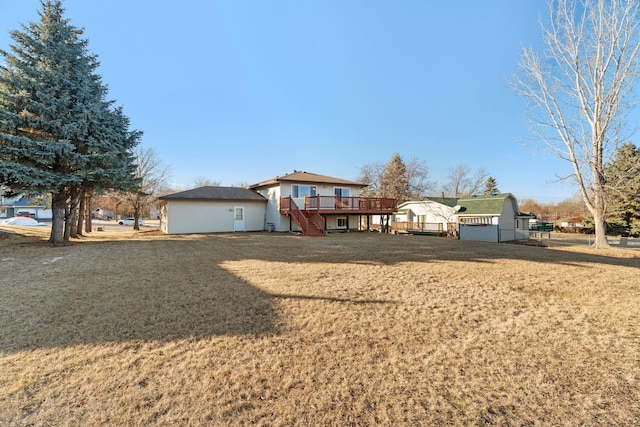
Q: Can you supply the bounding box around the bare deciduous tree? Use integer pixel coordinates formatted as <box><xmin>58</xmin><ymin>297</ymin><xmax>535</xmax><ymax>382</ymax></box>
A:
<box><xmin>442</xmin><ymin>164</ymin><xmax>489</xmax><ymax>198</ymax></box>
<box><xmin>511</xmin><ymin>0</ymin><xmax>640</xmax><ymax>248</ymax></box>
<box><xmin>124</xmin><ymin>147</ymin><xmax>170</xmax><ymax>230</ymax></box>
<box><xmin>192</xmin><ymin>176</ymin><xmax>221</xmax><ymax>188</ymax></box>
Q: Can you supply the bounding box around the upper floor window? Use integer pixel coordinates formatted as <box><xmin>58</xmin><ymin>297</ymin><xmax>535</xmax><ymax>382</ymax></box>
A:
<box><xmin>334</xmin><ymin>187</ymin><xmax>350</xmax><ymax>197</ymax></box>
<box><xmin>292</xmin><ymin>185</ymin><xmax>316</xmax><ymax>198</ymax></box>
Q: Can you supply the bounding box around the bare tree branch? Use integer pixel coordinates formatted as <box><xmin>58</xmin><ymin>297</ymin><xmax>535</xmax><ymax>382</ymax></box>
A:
<box><xmin>511</xmin><ymin>0</ymin><xmax>640</xmax><ymax>248</ymax></box>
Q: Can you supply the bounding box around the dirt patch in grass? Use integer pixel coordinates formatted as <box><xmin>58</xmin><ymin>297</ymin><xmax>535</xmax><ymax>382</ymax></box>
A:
<box><xmin>1</xmin><ymin>227</ymin><xmax>639</xmax><ymax>425</ymax></box>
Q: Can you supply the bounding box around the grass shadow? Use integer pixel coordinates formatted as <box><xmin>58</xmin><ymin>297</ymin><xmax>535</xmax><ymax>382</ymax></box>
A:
<box><xmin>1</xmin><ymin>230</ymin><xmax>637</xmax><ymax>354</ymax></box>
<box><xmin>0</xmin><ymin>239</ymin><xmax>279</xmax><ymax>354</ymax></box>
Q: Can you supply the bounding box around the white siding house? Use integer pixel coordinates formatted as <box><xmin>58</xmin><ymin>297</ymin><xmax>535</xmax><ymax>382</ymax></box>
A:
<box><xmin>249</xmin><ymin>171</ymin><xmax>395</xmax><ymax>235</ymax></box>
<box><xmin>156</xmin><ymin>171</ymin><xmax>397</xmax><ymax>236</ymax></box>
<box><xmin>0</xmin><ymin>194</ymin><xmax>52</xmax><ymax>219</ymax></box>
<box><xmin>157</xmin><ymin>187</ymin><xmax>267</xmax><ymax>234</ymax></box>
<box><xmin>394</xmin><ymin>198</ymin><xmax>458</xmax><ymax>234</ymax></box>
<box><xmin>393</xmin><ymin>194</ymin><xmax>532</xmax><ymax>242</ymax></box>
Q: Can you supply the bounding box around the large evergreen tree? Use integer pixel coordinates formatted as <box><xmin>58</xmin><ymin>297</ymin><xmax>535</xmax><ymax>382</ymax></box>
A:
<box><xmin>360</xmin><ymin>153</ymin><xmax>432</xmax><ymax>203</ymax></box>
<box><xmin>484</xmin><ymin>176</ymin><xmax>500</xmax><ymax>196</ymax></box>
<box><xmin>380</xmin><ymin>153</ymin><xmax>410</xmax><ymax>202</ymax></box>
<box><xmin>605</xmin><ymin>142</ymin><xmax>640</xmax><ymax>234</ymax></box>
<box><xmin>0</xmin><ymin>1</ymin><xmax>139</xmax><ymax>243</ymax></box>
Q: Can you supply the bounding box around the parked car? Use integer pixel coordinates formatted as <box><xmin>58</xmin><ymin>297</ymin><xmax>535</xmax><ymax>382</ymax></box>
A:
<box><xmin>16</xmin><ymin>211</ymin><xmax>32</xmax><ymax>218</ymax></box>
<box><xmin>118</xmin><ymin>218</ymin><xmax>144</xmax><ymax>226</ymax></box>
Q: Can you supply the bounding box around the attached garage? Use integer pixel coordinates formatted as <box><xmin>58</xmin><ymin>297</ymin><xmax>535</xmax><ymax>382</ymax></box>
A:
<box><xmin>157</xmin><ymin>186</ymin><xmax>267</xmax><ymax>234</ymax></box>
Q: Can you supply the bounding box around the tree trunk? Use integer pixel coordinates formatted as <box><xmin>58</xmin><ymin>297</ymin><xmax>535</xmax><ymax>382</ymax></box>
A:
<box><xmin>64</xmin><ymin>202</ymin><xmax>72</xmax><ymax>241</ymax></box>
<box><xmin>49</xmin><ymin>192</ymin><xmax>66</xmax><ymax>244</ymax></box>
<box><xmin>133</xmin><ymin>198</ymin><xmax>141</xmax><ymax>230</ymax></box>
<box><xmin>67</xmin><ymin>189</ymin><xmax>81</xmax><ymax>239</ymax></box>
<box><xmin>85</xmin><ymin>195</ymin><xmax>93</xmax><ymax>233</ymax></box>
<box><xmin>76</xmin><ymin>191</ymin><xmax>86</xmax><ymax>237</ymax></box>
<box><xmin>591</xmin><ymin>189</ymin><xmax>610</xmax><ymax>249</ymax></box>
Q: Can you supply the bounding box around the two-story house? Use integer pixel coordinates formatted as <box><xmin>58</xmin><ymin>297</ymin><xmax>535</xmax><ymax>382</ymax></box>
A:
<box><xmin>157</xmin><ymin>170</ymin><xmax>397</xmax><ymax>235</ymax></box>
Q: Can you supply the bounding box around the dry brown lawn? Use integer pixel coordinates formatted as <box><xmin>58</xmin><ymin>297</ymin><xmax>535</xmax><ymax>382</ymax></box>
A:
<box><xmin>1</xmin><ymin>225</ymin><xmax>639</xmax><ymax>425</ymax></box>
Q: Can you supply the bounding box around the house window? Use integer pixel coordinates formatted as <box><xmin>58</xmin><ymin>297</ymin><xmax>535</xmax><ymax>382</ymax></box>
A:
<box><xmin>334</xmin><ymin>188</ymin><xmax>350</xmax><ymax>197</ymax></box>
<box><xmin>337</xmin><ymin>217</ymin><xmax>347</xmax><ymax>229</ymax></box>
<box><xmin>292</xmin><ymin>185</ymin><xmax>316</xmax><ymax>198</ymax></box>
<box><xmin>460</xmin><ymin>216</ymin><xmax>492</xmax><ymax>225</ymax></box>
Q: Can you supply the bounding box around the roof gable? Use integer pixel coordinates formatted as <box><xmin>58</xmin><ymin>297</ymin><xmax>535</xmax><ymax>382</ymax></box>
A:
<box><xmin>249</xmin><ymin>171</ymin><xmax>364</xmax><ymax>189</ymax></box>
<box><xmin>456</xmin><ymin>193</ymin><xmax>513</xmax><ymax>215</ymax></box>
<box><xmin>158</xmin><ymin>186</ymin><xmax>266</xmax><ymax>202</ymax></box>
<box><xmin>397</xmin><ymin>198</ymin><xmax>458</xmax><ymax>210</ymax></box>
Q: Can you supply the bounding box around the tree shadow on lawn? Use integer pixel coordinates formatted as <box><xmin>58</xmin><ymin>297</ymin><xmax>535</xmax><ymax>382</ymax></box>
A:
<box><xmin>0</xmin><ymin>232</ymin><xmax>636</xmax><ymax>354</ymax></box>
<box><xmin>0</xmin><ymin>241</ymin><xmax>283</xmax><ymax>354</ymax></box>
<box><xmin>0</xmin><ymin>236</ymin><xmax>399</xmax><ymax>354</ymax></box>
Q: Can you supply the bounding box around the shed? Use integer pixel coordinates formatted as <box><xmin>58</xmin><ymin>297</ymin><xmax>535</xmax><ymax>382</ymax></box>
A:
<box><xmin>455</xmin><ymin>193</ymin><xmax>532</xmax><ymax>242</ymax></box>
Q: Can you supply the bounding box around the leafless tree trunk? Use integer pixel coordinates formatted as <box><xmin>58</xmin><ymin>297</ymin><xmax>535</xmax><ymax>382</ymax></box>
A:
<box><xmin>124</xmin><ymin>147</ymin><xmax>170</xmax><ymax>230</ymax></box>
<box><xmin>511</xmin><ymin>0</ymin><xmax>640</xmax><ymax>248</ymax></box>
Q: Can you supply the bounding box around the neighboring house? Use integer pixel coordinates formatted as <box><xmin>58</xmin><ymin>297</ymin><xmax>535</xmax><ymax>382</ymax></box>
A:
<box><xmin>156</xmin><ymin>186</ymin><xmax>267</xmax><ymax>234</ymax></box>
<box><xmin>0</xmin><ymin>194</ymin><xmax>52</xmax><ymax>220</ymax></box>
<box><xmin>394</xmin><ymin>193</ymin><xmax>532</xmax><ymax>242</ymax></box>
<box><xmin>248</xmin><ymin>171</ymin><xmax>396</xmax><ymax>236</ymax></box>
<box><xmin>455</xmin><ymin>193</ymin><xmax>532</xmax><ymax>242</ymax></box>
<box><xmin>394</xmin><ymin>197</ymin><xmax>459</xmax><ymax>235</ymax></box>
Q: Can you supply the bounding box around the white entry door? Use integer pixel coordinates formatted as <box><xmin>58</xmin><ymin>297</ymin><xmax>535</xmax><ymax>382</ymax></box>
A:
<box><xmin>233</xmin><ymin>207</ymin><xmax>245</xmax><ymax>231</ymax></box>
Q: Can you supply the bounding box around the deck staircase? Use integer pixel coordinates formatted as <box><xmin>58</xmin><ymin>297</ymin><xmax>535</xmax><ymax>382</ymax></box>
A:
<box><xmin>289</xmin><ymin>200</ymin><xmax>325</xmax><ymax>237</ymax></box>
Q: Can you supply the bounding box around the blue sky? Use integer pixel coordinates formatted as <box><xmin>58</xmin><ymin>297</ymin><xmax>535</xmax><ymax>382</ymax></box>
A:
<box><xmin>1</xmin><ymin>1</ymin><xmax>582</xmax><ymax>203</ymax></box>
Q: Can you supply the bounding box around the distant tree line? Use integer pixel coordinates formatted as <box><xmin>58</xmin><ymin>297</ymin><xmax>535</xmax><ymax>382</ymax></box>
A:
<box><xmin>359</xmin><ymin>153</ymin><xmax>500</xmax><ymax>204</ymax></box>
<box><xmin>363</xmin><ymin>146</ymin><xmax>639</xmax><ymax>236</ymax></box>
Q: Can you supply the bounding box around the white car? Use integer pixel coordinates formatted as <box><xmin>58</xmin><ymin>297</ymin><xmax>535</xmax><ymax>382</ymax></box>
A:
<box><xmin>118</xmin><ymin>218</ymin><xmax>144</xmax><ymax>226</ymax></box>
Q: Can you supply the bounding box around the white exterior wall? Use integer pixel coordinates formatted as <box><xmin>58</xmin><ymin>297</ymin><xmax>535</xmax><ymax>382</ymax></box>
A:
<box><xmin>459</xmin><ymin>224</ymin><xmax>500</xmax><ymax>242</ymax></box>
<box><xmin>457</xmin><ymin>197</ymin><xmax>529</xmax><ymax>242</ymax></box>
<box><xmin>497</xmin><ymin>197</ymin><xmax>525</xmax><ymax>242</ymax></box>
<box><xmin>257</xmin><ymin>185</ymin><xmax>290</xmax><ymax>232</ymax></box>
<box><xmin>258</xmin><ymin>182</ymin><xmax>363</xmax><ymax>232</ymax></box>
<box><xmin>34</xmin><ymin>208</ymin><xmax>52</xmax><ymax>219</ymax></box>
<box><xmin>395</xmin><ymin>201</ymin><xmax>456</xmax><ymax>227</ymax></box>
<box><xmin>163</xmin><ymin>200</ymin><xmax>266</xmax><ymax>234</ymax></box>
<box><xmin>325</xmin><ymin>214</ymin><xmax>360</xmax><ymax>230</ymax></box>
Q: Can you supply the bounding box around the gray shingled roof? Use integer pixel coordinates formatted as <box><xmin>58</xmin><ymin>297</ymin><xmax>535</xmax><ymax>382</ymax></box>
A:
<box><xmin>249</xmin><ymin>171</ymin><xmax>365</xmax><ymax>189</ymax></box>
<box><xmin>158</xmin><ymin>186</ymin><xmax>267</xmax><ymax>202</ymax></box>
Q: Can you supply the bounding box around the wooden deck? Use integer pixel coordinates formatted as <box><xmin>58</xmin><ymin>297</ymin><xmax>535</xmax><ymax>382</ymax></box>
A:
<box><xmin>280</xmin><ymin>196</ymin><xmax>397</xmax><ymax>215</ymax></box>
<box><xmin>279</xmin><ymin>196</ymin><xmax>397</xmax><ymax>236</ymax></box>
<box><xmin>392</xmin><ymin>221</ymin><xmax>450</xmax><ymax>236</ymax></box>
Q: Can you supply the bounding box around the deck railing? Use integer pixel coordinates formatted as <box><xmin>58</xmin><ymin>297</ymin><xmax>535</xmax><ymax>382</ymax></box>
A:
<box><xmin>281</xmin><ymin>196</ymin><xmax>396</xmax><ymax>213</ymax></box>
<box><xmin>393</xmin><ymin>222</ymin><xmax>444</xmax><ymax>234</ymax></box>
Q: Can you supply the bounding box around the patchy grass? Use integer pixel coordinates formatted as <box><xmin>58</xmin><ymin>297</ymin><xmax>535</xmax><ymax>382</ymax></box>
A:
<box><xmin>1</xmin><ymin>226</ymin><xmax>639</xmax><ymax>425</ymax></box>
